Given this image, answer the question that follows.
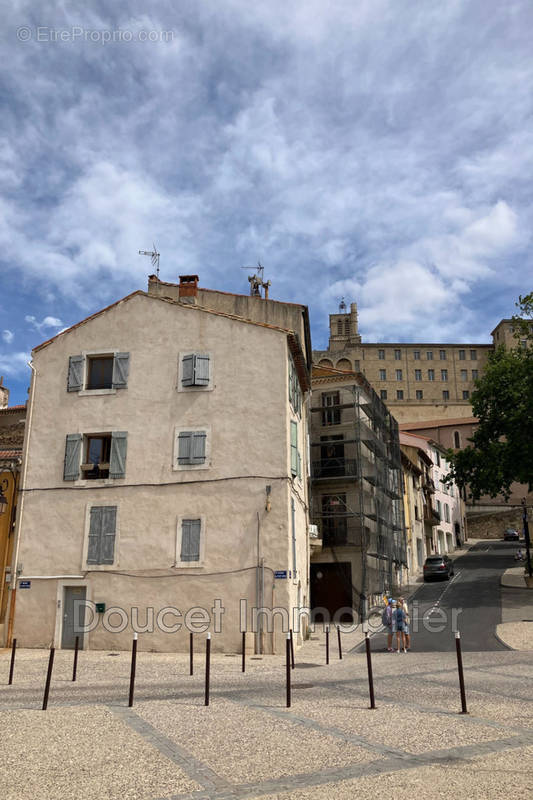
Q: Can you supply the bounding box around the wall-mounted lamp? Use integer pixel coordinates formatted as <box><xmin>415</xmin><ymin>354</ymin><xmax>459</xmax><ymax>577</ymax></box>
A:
<box><xmin>265</xmin><ymin>485</ymin><xmax>272</xmax><ymax>512</ymax></box>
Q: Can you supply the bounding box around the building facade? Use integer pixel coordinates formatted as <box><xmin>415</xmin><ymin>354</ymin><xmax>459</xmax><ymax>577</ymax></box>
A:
<box><xmin>9</xmin><ymin>277</ymin><xmax>312</xmax><ymax>653</ymax></box>
<box><xmin>309</xmin><ymin>366</ymin><xmax>407</xmax><ymax>621</ymax></box>
<box><xmin>313</xmin><ymin>302</ymin><xmax>506</xmax><ymax>423</ymax></box>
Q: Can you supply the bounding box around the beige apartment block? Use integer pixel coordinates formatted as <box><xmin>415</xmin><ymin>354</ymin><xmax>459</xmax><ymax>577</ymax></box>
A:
<box><xmin>313</xmin><ymin>302</ymin><xmax>505</xmax><ymax>424</ymax></box>
<box><xmin>8</xmin><ymin>277</ymin><xmax>312</xmax><ymax>654</ymax></box>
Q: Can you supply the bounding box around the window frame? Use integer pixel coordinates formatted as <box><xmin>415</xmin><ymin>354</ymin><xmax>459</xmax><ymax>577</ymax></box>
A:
<box><xmin>379</xmin><ymin>369</ymin><xmax>387</xmax><ymax>381</ymax></box>
<box><xmin>176</xmin><ymin>515</ymin><xmax>206</xmax><ymax>567</ymax></box>
<box><xmin>426</xmin><ymin>351</ymin><xmax>433</xmax><ymax>360</ymax></box>
<box><xmin>413</xmin><ymin>350</ymin><xmax>420</xmax><ymax>360</ymax></box>
<box><xmin>394</xmin><ymin>349</ymin><xmax>402</xmax><ymax>360</ymax></box>
<box><xmin>396</xmin><ymin>369</ymin><xmax>403</xmax><ymax>381</ymax></box>
<box><xmin>71</xmin><ymin>350</ymin><xmax>130</xmax><ymax>396</ymax></box>
<box><xmin>396</xmin><ymin>389</ymin><xmax>404</xmax><ymax>400</ymax></box>
<box><xmin>428</xmin><ymin>369</ymin><xmax>435</xmax><ymax>381</ymax></box>
<box><xmin>442</xmin><ymin>389</ymin><xmax>450</xmax><ymax>401</ymax></box>
<box><xmin>380</xmin><ymin>389</ymin><xmax>387</xmax><ymax>400</ymax></box>
<box><xmin>378</xmin><ymin>349</ymin><xmax>385</xmax><ymax>360</ymax></box>
<box><xmin>415</xmin><ymin>389</ymin><xmax>423</xmax><ymax>400</ymax></box>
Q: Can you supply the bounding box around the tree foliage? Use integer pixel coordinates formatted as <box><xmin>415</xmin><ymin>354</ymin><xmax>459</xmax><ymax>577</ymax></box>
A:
<box><xmin>446</xmin><ymin>293</ymin><xmax>533</xmax><ymax>500</ymax></box>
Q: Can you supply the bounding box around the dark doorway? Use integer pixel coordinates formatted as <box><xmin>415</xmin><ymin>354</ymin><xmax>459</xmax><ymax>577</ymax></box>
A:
<box><xmin>310</xmin><ymin>562</ymin><xmax>353</xmax><ymax>623</ymax></box>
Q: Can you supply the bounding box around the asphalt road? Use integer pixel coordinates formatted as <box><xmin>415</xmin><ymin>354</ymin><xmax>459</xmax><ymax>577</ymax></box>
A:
<box><xmin>360</xmin><ymin>540</ymin><xmax>522</xmax><ymax>653</ymax></box>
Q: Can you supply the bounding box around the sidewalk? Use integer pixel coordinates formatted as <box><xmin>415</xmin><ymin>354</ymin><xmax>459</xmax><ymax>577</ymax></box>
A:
<box><xmin>498</xmin><ymin>566</ymin><xmax>533</xmax><ymax>651</ymax></box>
<box><xmin>2</xmin><ymin>631</ymin><xmax>533</xmax><ymax>799</ymax></box>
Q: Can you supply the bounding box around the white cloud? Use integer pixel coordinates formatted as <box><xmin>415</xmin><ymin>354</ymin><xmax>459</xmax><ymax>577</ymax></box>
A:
<box><xmin>0</xmin><ymin>352</ymin><xmax>31</xmax><ymax>376</ymax></box>
<box><xmin>25</xmin><ymin>316</ymin><xmax>64</xmax><ymax>334</ymax></box>
<box><xmin>2</xmin><ymin>330</ymin><xmax>14</xmax><ymax>344</ymax></box>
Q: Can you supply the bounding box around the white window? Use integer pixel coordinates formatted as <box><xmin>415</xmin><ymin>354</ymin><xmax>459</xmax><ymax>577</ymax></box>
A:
<box><xmin>174</xmin><ymin>426</ymin><xmax>210</xmax><ymax>470</ymax></box>
<box><xmin>178</xmin><ymin>352</ymin><xmax>212</xmax><ymax>391</ymax></box>
<box><xmin>428</xmin><ymin>369</ymin><xmax>435</xmax><ymax>381</ymax></box>
<box><xmin>378</xmin><ymin>349</ymin><xmax>385</xmax><ymax>360</ymax></box>
<box><xmin>416</xmin><ymin>390</ymin><xmax>423</xmax><ymax>400</ymax></box>
<box><xmin>459</xmin><ymin>349</ymin><xmax>466</xmax><ymax>360</ymax></box>
<box><xmin>460</xmin><ymin>369</ymin><xmax>468</xmax><ymax>381</ymax></box>
<box><xmin>176</xmin><ymin>517</ymin><xmax>205</xmax><ymax>566</ymax></box>
<box><xmin>396</xmin><ymin>369</ymin><xmax>403</xmax><ymax>380</ymax></box>
<box><xmin>415</xmin><ymin>369</ymin><xmax>422</xmax><ymax>381</ymax></box>
<box><xmin>394</xmin><ymin>349</ymin><xmax>401</xmax><ymax>360</ymax></box>
<box><xmin>379</xmin><ymin>369</ymin><xmax>387</xmax><ymax>381</ymax></box>
<box><xmin>413</xmin><ymin>350</ymin><xmax>420</xmax><ymax>360</ymax></box>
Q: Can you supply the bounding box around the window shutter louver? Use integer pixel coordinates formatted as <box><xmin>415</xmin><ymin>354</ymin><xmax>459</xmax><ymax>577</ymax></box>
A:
<box><xmin>181</xmin><ymin>519</ymin><xmax>201</xmax><ymax>562</ymax></box>
<box><xmin>101</xmin><ymin>506</ymin><xmax>117</xmax><ymax>563</ymax></box>
<box><xmin>87</xmin><ymin>507</ymin><xmax>102</xmax><ymax>563</ymax></box>
<box><xmin>178</xmin><ymin>432</ymin><xmax>193</xmax><ymax>464</ymax></box>
<box><xmin>109</xmin><ymin>431</ymin><xmax>128</xmax><ymax>478</ymax></box>
<box><xmin>67</xmin><ymin>355</ymin><xmax>83</xmax><ymax>392</ymax></box>
<box><xmin>194</xmin><ymin>355</ymin><xmax>210</xmax><ymax>385</ymax></box>
<box><xmin>191</xmin><ymin>431</ymin><xmax>206</xmax><ymax>463</ymax></box>
<box><xmin>182</xmin><ymin>355</ymin><xmax>194</xmax><ymax>386</ymax></box>
<box><xmin>64</xmin><ymin>433</ymin><xmax>82</xmax><ymax>481</ymax></box>
<box><xmin>112</xmin><ymin>353</ymin><xmax>130</xmax><ymax>389</ymax></box>
<box><xmin>290</xmin><ymin>421</ymin><xmax>298</xmax><ymax>477</ymax></box>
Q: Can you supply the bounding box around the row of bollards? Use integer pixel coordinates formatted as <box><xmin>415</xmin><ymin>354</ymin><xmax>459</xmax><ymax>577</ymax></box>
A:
<box><xmin>5</xmin><ymin>628</ymin><xmax>468</xmax><ymax>716</ymax></box>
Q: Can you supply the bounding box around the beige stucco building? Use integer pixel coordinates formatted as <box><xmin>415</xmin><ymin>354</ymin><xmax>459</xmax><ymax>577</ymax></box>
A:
<box><xmin>8</xmin><ymin>276</ymin><xmax>312</xmax><ymax>654</ymax></box>
<box><xmin>313</xmin><ymin>303</ymin><xmax>508</xmax><ymax>423</ymax></box>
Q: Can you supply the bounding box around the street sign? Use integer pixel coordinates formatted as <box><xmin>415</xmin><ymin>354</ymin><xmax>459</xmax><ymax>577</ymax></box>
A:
<box><xmin>274</xmin><ymin>570</ymin><xmax>287</xmax><ymax>579</ymax></box>
<box><xmin>19</xmin><ymin>580</ymin><xmax>31</xmax><ymax>589</ymax></box>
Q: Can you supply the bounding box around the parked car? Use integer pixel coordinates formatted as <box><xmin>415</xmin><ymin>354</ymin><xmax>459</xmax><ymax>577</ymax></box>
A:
<box><xmin>423</xmin><ymin>554</ymin><xmax>454</xmax><ymax>581</ymax></box>
<box><xmin>503</xmin><ymin>528</ymin><xmax>520</xmax><ymax>542</ymax></box>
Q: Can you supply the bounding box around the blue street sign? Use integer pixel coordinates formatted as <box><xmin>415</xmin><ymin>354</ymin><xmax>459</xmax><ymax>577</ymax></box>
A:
<box><xmin>19</xmin><ymin>580</ymin><xmax>31</xmax><ymax>589</ymax></box>
<box><xmin>274</xmin><ymin>570</ymin><xmax>287</xmax><ymax>579</ymax></box>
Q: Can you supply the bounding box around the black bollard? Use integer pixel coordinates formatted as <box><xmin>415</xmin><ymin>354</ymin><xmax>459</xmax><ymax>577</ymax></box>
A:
<box><xmin>290</xmin><ymin>629</ymin><xmax>295</xmax><ymax>670</ymax></box>
<box><xmin>189</xmin><ymin>632</ymin><xmax>194</xmax><ymax>676</ymax></box>
<box><xmin>286</xmin><ymin>633</ymin><xmax>291</xmax><ymax>708</ymax></box>
<box><xmin>42</xmin><ymin>647</ymin><xmax>55</xmax><ymax>711</ymax></box>
<box><xmin>325</xmin><ymin>625</ymin><xmax>329</xmax><ymax>665</ymax></box>
<box><xmin>364</xmin><ymin>631</ymin><xmax>376</xmax><ymax>709</ymax></box>
<box><xmin>72</xmin><ymin>635</ymin><xmax>79</xmax><ymax>682</ymax></box>
<box><xmin>455</xmin><ymin>631</ymin><xmax>468</xmax><ymax>714</ymax></box>
<box><xmin>242</xmin><ymin>631</ymin><xmax>246</xmax><ymax>673</ymax></box>
<box><xmin>337</xmin><ymin>625</ymin><xmax>342</xmax><ymax>660</ymax></box>
<box><xmin>128</xmin><ymin>633</ymin><xmax>138</xmax><ymax>708</ymax></box>
<box><xmin>8</xmin><ymin>638</ymin><xmax>16</xmax><ymax>685</ymax></box>
<box><xmin>205</xmin><ymin>633</ymin><xmax>211</xmax><ymax>706</ymax></box>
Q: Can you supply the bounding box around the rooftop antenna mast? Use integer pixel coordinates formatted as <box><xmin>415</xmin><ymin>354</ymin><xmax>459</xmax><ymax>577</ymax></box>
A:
<box><xmin>241</xmin><ymin>261</ymin><xmax>271</xmax><ymax>299</ymax></box>
<box><xmin>139</xmin><ymin>243</ymin><xmax>160</xmax><ymax>278</ymax></box>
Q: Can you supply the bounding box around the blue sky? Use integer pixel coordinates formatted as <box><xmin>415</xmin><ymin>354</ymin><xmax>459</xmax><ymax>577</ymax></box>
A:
<box><xmin>1</xmin><ymin>0</ymin><xmax>532</xmax><ymax>405</ymax></box>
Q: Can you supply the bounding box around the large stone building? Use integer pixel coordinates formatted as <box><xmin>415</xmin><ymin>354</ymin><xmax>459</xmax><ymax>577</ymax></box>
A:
<box><xmin>8</xmin><ymin>275</ymin><xmax>312</xmax><ymax>653</ymax></box>
<box><xmin>313</xmin><ymin>303</ymin><xmax>516</xmax><ymax>424</ymax></box>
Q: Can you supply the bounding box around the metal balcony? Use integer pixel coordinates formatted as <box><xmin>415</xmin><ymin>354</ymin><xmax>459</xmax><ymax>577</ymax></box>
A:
<box><xmin>311</xmin><ymin>458</ymin><xmax>358</xmax><ymax>479</ymax></box>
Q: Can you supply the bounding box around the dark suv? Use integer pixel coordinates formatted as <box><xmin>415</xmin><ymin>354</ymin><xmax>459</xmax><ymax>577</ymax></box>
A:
<box><xmin>423</xmin><ymin>554</ymin><xmax>454</xmax><ymax>581</ymax></box>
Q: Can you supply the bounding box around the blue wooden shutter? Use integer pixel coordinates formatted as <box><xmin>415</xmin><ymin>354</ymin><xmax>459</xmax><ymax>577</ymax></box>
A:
<box><xmin>290</xmin><ymin>421</ymin><xmax>298</xmax><ymax>477</ymax></box>
<box><xmin>67</xmin><ymin>355</ymin><xmax>83</xmax><ymax>392</ymax></box>
<box><xmin>101</xmin><ymin>506</ymin><xmax>117</xmax><ymax>564</ymax></box>
<box><xmin>112</xmin><ymin>353</ymin><xmax>130</xmax><ymax>389</ymax></box>
<box><xmin>178</xmin><ymin>432</ymin><xmax>192</xmax><ymax>464</ymax></box>
<box><xmin>191</xmin><ymin>431</ymin><xmax>206</xmax><ymax>463</ymax></box>
<box><xmin>182</xmin><ymin>355</ymin><xmax>194</xmax><ymax>386</ymax></box>
<box><xmin>64</xmin><ymin>433</ymin><xmax>82</xmax><ymax>481</ymax></box>
<box><xmin>109</xmin><ymin>432</ymin><xmax>127</xmax><ymax>478</ymax></box>
<box><xmin>194</xmin><ymin>355</ymin><xmax>210</xmax><ymax>385</ymax></box>
<box><xmin>181</xmin><ymin>519</ymin><xmax>201</xmax><ymax>561</ymax></box>
<box><xmin>87</xmin><ymin>507</ymin><xmax>102</xmax><ymax>564</ymax></box>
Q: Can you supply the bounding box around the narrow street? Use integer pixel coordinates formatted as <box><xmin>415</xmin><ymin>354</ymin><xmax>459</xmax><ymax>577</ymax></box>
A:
<box><xmin>361</xmin><ymin>540</ymin><xmax>523</xmax><ymax>653</ymax></box>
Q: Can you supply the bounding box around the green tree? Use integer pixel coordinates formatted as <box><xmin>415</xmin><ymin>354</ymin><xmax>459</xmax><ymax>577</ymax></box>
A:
<box><xmin>446</xmin><ymin>293</ymin><xmax>533</xmax><ymax>500</ymax></box>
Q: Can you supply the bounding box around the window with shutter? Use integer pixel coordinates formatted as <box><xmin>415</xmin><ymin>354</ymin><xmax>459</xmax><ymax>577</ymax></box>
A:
<box><xmin>181</xmin><ymin>353</ymin><xmax>210</xmax><ymax>387</ymax></box>
<box><xmin>64</xmin><ymin>434</ymin><xmax>82</xmax><ymax>481</ymax></box>
<box><xmin>109</xmin><ymin>432</ymin><xmax>128</xmax><ymax>478</ymax></box>
<box><xmin>112</xmin><ymin>353</ymin><xmax>130</xmax><ymax>389</ymax></box>
<box><xmin>290</xmin><ymin>421</ymin><xmax>298</xmax><ymax>477</ymax></box>
<box><xmin>87</xmin><ymin>506</ymin><xmax>117</xmax><ymax>565</ymax></box>
<box><xmin>180</xmin><ymin>519</ymin><xmax>201</xmax><ymax>562</ymax></box>
<box><xmin>176</xmin><ymin>429</ymin><xmax>207</xmax><ymax>467</ymax></box>
<box><xmin>67</xmin><ymin>356</ymin><xmax>84</xmax><ymax>392</ymax></box>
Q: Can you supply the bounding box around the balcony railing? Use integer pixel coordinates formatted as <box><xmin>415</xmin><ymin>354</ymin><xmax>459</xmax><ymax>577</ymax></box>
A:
<box><xmin>311</xmin><ymin>458</ymin><xmax>358</xmax><ymax>479</ymax></box>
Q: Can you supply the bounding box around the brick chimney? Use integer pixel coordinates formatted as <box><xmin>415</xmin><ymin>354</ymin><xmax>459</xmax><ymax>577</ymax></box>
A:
<box><xmin>179</xmin><ymin>275</ymin><xmax>199</xmax><ymax>304</ymax></box>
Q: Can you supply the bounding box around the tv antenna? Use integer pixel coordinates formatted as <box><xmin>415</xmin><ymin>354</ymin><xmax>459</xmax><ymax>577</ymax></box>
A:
<box><xmin>139</xmin><ymin>244</ymin><xmax>160</xmax><ymax>278</ymax></box>
<box><xmin>241</xmin><ymin>261</ymin><xmax>271</xmax><ymax>299</ymax></box>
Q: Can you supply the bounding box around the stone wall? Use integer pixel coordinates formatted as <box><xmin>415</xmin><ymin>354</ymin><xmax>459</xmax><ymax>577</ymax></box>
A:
<box><xmin>466</xmin><ymin>507</ymin><xmax>524</xmax><ymax>539</ymax></box>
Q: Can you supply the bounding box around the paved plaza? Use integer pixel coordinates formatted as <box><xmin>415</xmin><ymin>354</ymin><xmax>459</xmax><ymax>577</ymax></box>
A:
<box><xmin>1</xmin><ymin>626</ymin><xmax>533</xmax><ymax>800</ymax></box>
